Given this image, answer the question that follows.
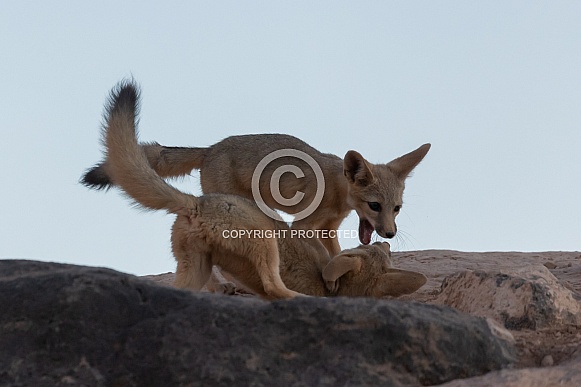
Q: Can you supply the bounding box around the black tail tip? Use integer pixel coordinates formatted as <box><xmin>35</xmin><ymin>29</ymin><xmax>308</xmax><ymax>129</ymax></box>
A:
<box><xmin>107</xmin><ymin>78</ymin><xmax>140</xmax><ymax>116</ymax></box>
<box><xmin>80</xmin><ymin>165</ymin><xmax>113</xmax><ymax>190</ymax></box>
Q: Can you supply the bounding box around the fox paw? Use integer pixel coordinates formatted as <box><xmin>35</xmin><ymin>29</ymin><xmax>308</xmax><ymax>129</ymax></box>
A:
<box><xmin>325</xmin><ymin>280</ymin><xmax>339</xmax><ymax>294</ymax></box>
<box><xmin>217</xmin><ymin>281</ymin><xmax>237</xmax><ymax>295</ymax></box>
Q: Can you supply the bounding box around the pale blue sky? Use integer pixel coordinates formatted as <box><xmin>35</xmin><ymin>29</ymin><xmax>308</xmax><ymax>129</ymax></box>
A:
<box><xmin>1</xmin><ymin>2</ymin><xmax>579</xmax><ymax>275</ymax></box>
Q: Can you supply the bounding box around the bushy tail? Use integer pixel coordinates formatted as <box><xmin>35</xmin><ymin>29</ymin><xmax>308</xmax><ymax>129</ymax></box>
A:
<box><xmin>81</xmin><ymin>142</ymin><xmax>208</xmax><ymax>190</ymax></box>
<box><xmin>102</xmin><ymin>80</ymin><xmax>196</xmax><ymax>213</ymax></box>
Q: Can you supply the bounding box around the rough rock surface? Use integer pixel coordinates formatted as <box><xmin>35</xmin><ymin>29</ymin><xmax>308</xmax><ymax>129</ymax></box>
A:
<box><xmin>440</xmin><ymin>355</ymin><xmax>581</xmax><ymax>387</ymax></box>
<box><xmin>145</xmin><ymin>251</ymin><xmax>581</xmax><ymax>374</ymax></box>
<box><xmin>434</xmin><ymin>265</ymin><xmax>581</xmax><ymax>330</ymax></box>
<box><xmin>0</xmin><ymin>260</ymin><xmax>515</xmax><ymax>386</ymax></box>
<box><xmin>392</xmin><ymin>250</ymin><xmax>581</xmax><ymax>303</ymax></box>
<box><xmin>390</xmin><ymin>250</ymin><xmax>581</xmax><ymax>384</ymax></box>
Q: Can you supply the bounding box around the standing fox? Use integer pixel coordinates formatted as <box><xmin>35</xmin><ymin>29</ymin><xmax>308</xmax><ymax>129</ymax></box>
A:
<box><xmin>83</xmin><ymin>96</ymin><xmax>430</xmax><ymax>256</ymax></box>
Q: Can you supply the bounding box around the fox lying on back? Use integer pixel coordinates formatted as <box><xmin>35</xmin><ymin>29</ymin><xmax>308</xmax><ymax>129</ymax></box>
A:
<box><xmin>83</xmin><ymin>113</ymin><xmax>430</xmax><ymax>256</ymax></box>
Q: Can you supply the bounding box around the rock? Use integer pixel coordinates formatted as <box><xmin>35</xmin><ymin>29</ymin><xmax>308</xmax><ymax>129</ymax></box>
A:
<box><xmin>434</xmin><ymin>265</ymin><xmax>581</xmax><ymax>330</ymax></box>
<box><xmin>544</xmin><ymin>262</ymin><xmax>557</xmax><ymax>269</ymax></box>
<box><xmin>391</xmin><ymin>250</ymin><xmax>581</xmax><ymax>303</ymax></box>
<box><xmin>541</xmin><ymin>355</ymin><xmax>554</xmax><ymax>367</ymax></box>
<box><xmin>0</xmin><ymin>260</ymin><xmax>516</xmax><ymax>386</ymax></box>
<box><xmin>440</xmin><ymin>358</ymin><xmax>581</xmax><ymax>387</ymax></box>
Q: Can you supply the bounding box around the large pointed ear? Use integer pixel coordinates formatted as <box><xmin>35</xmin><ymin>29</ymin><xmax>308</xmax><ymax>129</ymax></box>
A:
<box><xmin>322</xmin><ymin>254</ymin><xmax>362</xmax><ymax>293</ymax></box>
<box><xmin>387</xmin><ymin>143</ymin><xmax>431</xmax><ymax>180</ymax></box>
<box><xmin>376</xmin><ymin>269</ymin><xmax>427</xmax><ymax>297</ymax></box>
<box><xmin>344</xmin><ymin>150</ymin><xmax>375</xmax><ymax>186</ymax></box>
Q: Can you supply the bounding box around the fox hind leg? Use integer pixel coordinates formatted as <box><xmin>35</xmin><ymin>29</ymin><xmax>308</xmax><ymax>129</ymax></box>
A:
<box><xmin>253</xmin><ymin>239</ymin><xmax>303</xmax><ymax>299</ymax></box>
<box><xmin>205</xmin><ymin>266</ymin><xmax>238</xmax><ymax>295</ymax></box>
<box><xmin>173</xmin><ymin>251</ymin><xmax>213</xmax><ymax>291</ymax></box>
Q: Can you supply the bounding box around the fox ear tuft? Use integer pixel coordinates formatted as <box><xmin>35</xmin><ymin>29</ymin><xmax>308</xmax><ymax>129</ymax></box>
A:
<box><xmin>344</xmin><ymin>150</ymin><xmax>374</xmax><ymax>186</ymax></box>
<box><xmin>387</xmin><ymin>143</ymin><xmax>431</xmax><ymax>180</ymax></box>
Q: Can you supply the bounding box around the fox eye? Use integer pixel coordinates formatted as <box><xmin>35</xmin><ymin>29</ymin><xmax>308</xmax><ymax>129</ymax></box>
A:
<box><xmin>368</xmin><ymin>202</ymin><xmax>381</xmax><ymax>212</ymax></box>
<box><xmin>394</xmin><ymin>205</ymin><xmax>401</xmax><ymax>212</ymax></box>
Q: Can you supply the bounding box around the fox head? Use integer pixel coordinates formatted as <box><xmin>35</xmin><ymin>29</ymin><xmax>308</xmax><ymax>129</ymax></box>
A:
<box><xmin>322</xmin><ymin>242</ymin><xmax>427</xmax><ymax>297</ymax></box>
<box><xmin>343</xmin><ymin>143</ymin><xmax>431</xmax><ymax>245</ymax></box>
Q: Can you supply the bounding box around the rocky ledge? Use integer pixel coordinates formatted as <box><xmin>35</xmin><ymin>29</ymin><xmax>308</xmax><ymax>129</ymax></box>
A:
<box><xmin>0</xmin><ymin>259</ymin><xmax>516</xmax><ymax>386</ymax></box>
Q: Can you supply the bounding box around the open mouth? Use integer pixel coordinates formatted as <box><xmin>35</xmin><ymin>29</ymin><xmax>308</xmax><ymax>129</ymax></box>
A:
<box><xmin>358</xmin><ymin>218</ymin><xmax>374</xmax><ymax>245</ymax></box>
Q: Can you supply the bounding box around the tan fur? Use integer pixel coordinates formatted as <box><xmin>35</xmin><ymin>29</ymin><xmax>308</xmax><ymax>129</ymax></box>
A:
<box><xmin>86</xmin><ymin>121</ymin><xmax>430</xmax><ymax>257</ymax></box>
<box><xmin>98</xmin><ymin>81</ymin><xmax>426</xmax><ymax>299</ymax></box>
<box><xmin>279</xmin><ymin>240</ymin><xmax>427</xmax><ymax>297</ymax></box>
<box><xmin>321</xmin><ymin>242</ymin><xmax>428</xmax><ymax>298</ymax></box>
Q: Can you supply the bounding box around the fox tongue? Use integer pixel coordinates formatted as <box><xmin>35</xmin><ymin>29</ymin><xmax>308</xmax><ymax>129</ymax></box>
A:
<box><xmin>358</xmin><ymin>219</ymin><xmax>373</xmax><ymax>245</ymax></box>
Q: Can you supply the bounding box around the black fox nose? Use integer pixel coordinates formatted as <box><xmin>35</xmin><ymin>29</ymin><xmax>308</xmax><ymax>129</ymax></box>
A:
<box><xmin>385</xmin><ymin>231</ymin><xmax>395</xmax><ymax>239</ymax></box>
